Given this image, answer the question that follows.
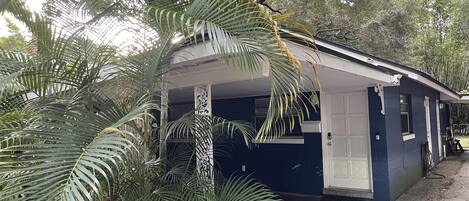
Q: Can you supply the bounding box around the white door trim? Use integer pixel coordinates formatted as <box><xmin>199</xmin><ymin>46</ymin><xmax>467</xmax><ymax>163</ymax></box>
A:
<box><xmin>424</xmin><ymin>97</ymin><xmax>433</xmax><ymax>158</ymax></box>
<box><xmin>320</xmin><ymin>89</ymin><xmax>373</xmax><ymax>192</ymax></box>
<box><xmin>320</xmin><ymin>91</ymin><xmax>330</xmax><ymax>187</ymax></box>
<box><xmin>436</xmin><ymin>100</ymin><xmax>442</xmax><ymax>160</ymax></box>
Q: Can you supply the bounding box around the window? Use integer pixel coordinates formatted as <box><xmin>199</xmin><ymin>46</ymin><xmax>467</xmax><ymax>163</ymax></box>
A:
<box><xmin>255</xmin><ymin>98</ymin><xmax>302</xmax><ymax>137</ymax></box>
<box><xmin>400</xmin><ymin>94</ymin><xmax>413</xmax><ymax>135</ymax></box>
<box><xmin>169</xmin><ymin>103</ymin><xmax>194</xmax><ymax>121</ymax></box>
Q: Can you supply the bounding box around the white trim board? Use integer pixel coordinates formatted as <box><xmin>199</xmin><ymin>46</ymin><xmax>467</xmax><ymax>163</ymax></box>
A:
<box><xmin>252</xmin><ymin>138</ymin><xmax>304</xmax><ymax>144</ymax></box>
<box><xmin>403</xmin><ymin>134</ymin><xmax>416</xmax><ymax>141</ymax></box>
<box><xmin>436</xmin><ymin>100</ymin><xmax>442</xmax><ymax>159</ymax></box>
<box><xmin>284</xmin><ymin>41</ymin><xmax>397</xmax><ymax>86</ymax></box>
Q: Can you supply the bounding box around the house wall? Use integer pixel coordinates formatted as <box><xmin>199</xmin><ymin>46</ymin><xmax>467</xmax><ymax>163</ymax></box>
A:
<box><xmin>367</xmin><ymin>87</ymin><xmax>391</xmax><ymax>201</ymax></box>
<box><xmin>383</xmin><ymin>77</ymin><xmax>442</xmax><ymax>200</ymax></box>
<box><xmin>212</xmin><ymin>95</ymin><xmax>325</xmax><ymax>195</ymax></box>
<box><xmin>167</xmin><ymin>78</ymin><xmax>451</xmax><ymax>201</ymax></box>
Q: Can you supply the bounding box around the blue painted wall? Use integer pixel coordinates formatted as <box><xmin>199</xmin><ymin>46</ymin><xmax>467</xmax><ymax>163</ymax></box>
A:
<box><xmin>167</xmin><ymin>77</ymin><xmax>449</xmax><ymax>201</ymax></box>
<box><xmin>367</xmin><ymin>87</ymin><xmax>390</xmax><ymax>201</ymax></box>
<box><xmin>383</xmin><ymin>77</ymin><xmax>441</xmax><ymax>200</ymax></box>
<box><xmin>211</xmin><ymin>95</ymin><xmax>325</xmax><ymax>195</ymax></box>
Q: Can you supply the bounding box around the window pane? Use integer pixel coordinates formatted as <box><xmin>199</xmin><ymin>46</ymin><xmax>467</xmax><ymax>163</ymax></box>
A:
<box><xmin>401</xmin><ymin>114</ymin><xmax>409</xmax><ymax>133</ymax></box>
<box><xmin>255</xmin><ymin>97</ymin><xmax>302</xmax><ymax>137</ymax></box>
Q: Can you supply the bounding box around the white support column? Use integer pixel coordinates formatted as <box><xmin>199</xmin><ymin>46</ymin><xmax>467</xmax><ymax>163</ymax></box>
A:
<box><xmin>194</xmin><ymin>84</ymin><xmax>214</xmax><ymax>187</ymax></box>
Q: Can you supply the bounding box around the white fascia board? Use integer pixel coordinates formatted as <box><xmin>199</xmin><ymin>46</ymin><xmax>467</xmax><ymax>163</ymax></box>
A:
<box><xmin>449</xmin><ymin>95</ymin><xmax>469</xmax><ymax>103</ymax></box>
<box><xmin>316</xmin><ymin>41</ymin><xmax>460</xmax><ymax>100</ymax></box>
<box><xmin>282</xmin><ymin>29</ymin><xmax>460</xmax><ymax>101</ymax></box>
<box><xmin>284</xmin><ymin>40</ymin><xmax>396</xmax><ymax>85</ymax></box>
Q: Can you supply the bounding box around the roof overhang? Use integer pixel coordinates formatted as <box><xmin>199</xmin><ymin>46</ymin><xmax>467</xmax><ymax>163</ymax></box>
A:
<box><xmin>169</xmin><ymin>30</ymin><xmax>466</xmax><ymax>103</ymax></box>
<box><xmin>449</xmin><ymin>95</ymin><xmax>469</xmax><ymax>103</ymax></box>
<box><xmin>169</xmin><ymin>35</ymin><xmax>397</xmax><ymax>91</ymax></box>
<box><xmin>280</xmin><ymin>29</ymin><xmax>464</xmax><ymax>102</ymax></box>
<box><xmin>168</xmin><ymin>43</ymin><xmax>269</xmax><ymax>89</ymax></box>
<box><xmin>284</xmin><ymin>40</ymin><xmax>398</xmax><ymax>87</ymax></box>
<box><xmin>168</xmin><ymin>39</ymin><xmax>399</xmax><ymax>102</ymax></box>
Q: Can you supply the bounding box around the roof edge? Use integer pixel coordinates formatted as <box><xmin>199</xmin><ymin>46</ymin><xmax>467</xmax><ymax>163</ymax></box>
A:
<box><xmin>280</xmin><ymin>29</ymin><xmax>462</xmax><ymax>99</ymax></box>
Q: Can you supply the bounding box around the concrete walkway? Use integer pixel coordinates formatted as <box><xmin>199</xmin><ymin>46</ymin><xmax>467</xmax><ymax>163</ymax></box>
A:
<box><xmin>397</xmin><ymin>153</ymin><xmax>469</xmax><ymax>201</ymax></box>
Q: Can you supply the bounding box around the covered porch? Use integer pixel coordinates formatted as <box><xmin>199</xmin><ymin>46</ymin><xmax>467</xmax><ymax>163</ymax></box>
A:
<box><xmin>165</xmin><ymin>39</ymin><xmax>400</xmax><ymax>199</ymax></box>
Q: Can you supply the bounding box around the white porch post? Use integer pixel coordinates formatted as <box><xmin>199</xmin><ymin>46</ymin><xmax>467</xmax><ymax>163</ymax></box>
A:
<box><xmin>194</xmin><ymin>84</ymin><xmax>214</xmax><ymax>187</ymax></box>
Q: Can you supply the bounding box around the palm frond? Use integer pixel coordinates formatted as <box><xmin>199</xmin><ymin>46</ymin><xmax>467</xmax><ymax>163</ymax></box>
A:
<box><xmin>147</xmin><ymin>0</ymin><xmax>316</xmax><ymax>139</ymax></box>
<box><xmin>166</xmin><ymin>112</ymin><xmax>255</xmax><ymax>146</ymax></box>
<box><xmin>0</xmin><ymin>90</ymin><xmax>157</xmax><ymax>201</ymax></box>
<box><xmin>215</xmin><ymin>176</ymin><xmax>280</xmax><ymax>201</ymax></box>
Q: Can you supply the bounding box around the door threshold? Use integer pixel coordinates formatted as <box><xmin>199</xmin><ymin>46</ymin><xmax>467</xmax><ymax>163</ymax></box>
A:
<box><xmin>277</xmin><ymin>192</ymin><xmax>322</xmax><ymax>201</ymax></box>
<box><xmin>323</xmin><ymin>187</ymin><xmax>373</xmax><ymax>199</ymax></box>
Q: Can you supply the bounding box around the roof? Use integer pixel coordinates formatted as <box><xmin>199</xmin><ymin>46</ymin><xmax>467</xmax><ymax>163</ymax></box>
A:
<box><xmin>280</xmin><ymin>29</ymin><xmax>464</xmax><ymax>101</ymax></box>
<box><xmin>175</xmin><ymin>29</ymin><xmax>465</xmax><ymax>102</ymax></box>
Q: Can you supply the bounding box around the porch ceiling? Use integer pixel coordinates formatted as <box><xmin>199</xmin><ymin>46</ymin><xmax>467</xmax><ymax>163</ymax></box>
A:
<box><xmin>168</xmin><ymin>38</ymin><xmax>397</xmax><ymax>103</ymax></box>
<box><xmin>169</xmin><ymin>62</ymin><xmax>381</xmax><ymax>103</ymax></box>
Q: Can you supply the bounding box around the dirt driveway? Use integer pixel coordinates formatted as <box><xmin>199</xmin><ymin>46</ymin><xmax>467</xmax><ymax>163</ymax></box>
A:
<box><xmin>397</xmin><ymin>153</ymin><xmax>469</xmax><ymax>201</ymax></box>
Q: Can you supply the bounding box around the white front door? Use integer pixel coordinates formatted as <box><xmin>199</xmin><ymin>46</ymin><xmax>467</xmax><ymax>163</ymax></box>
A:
<box><xmin>424</xmin><ymin>97</ymin><xmax>433</xmax><ymax>156</ymax></box>
<box><xmin>326</xmin><ymin>91</ymin><xmax>371</xmax><ymax>190</ymax></box>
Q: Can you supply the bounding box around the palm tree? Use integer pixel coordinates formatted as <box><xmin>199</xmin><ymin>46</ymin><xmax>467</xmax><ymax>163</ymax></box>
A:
<box><xmin>0</xmin><ymin>0</ymin><xmax>315</xmax><ymax>200</ymax></box>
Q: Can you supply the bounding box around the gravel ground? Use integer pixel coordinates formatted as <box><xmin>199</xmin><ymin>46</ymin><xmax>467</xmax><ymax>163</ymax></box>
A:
<box><xmin>397</xmin><ymin>153</ymin><xmax>469</xmax><ymax>201</ymax></box>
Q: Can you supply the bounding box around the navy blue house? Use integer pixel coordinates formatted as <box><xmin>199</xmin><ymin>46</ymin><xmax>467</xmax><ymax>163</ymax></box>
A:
<box><xmin>167</xmin><ymin>30</ymin><xmax>469</xmax><ymax>201</ymax></box>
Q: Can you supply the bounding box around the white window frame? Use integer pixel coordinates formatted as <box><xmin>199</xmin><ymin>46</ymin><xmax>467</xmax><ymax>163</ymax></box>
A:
<box><xmin>253</xmin><ymin>97</ymin><xmax>305</xmax><ymax>144</ymax></box>
<box><xmin>400</xmin><ymin>94</ymin><xmax>415</xmax><ymax>141</ymax></box>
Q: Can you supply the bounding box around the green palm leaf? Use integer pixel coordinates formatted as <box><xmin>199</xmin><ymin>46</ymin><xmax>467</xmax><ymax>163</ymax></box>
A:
<box><xmin>215</xmin><ymin>177</ymin><xmax>279</xmax><ymax>201</ymax></box>
<box><xmin>0</xmin><ymin>91</ymin><xmax>157</xmax><ymax>201</ymax></box>
<box><xmin>147</xmin><ymin>0</ymin><xmax>316</xmax><ymax>139</ymax></box>
<box><xmin>166</xmin><ymin>112</ymin><xmax>255</xmax><ymax>146</ymax></box>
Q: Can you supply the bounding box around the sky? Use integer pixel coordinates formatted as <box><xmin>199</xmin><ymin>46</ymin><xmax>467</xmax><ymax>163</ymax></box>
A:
<box><xmin>0</xmin><ymin>0</ymin><xmax>45</xmax><ymax>37</ymax></box>
<box><xmin>0</xmin><ymin>0</ymin><xmax>139</xmax><ymax>54</ymax></box>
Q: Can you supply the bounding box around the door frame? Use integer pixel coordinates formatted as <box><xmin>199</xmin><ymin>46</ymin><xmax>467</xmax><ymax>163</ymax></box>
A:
<box><xmin>424</xmin><ymin>97</ymin><xmax>433</xmax><ymax>156</ymax></box>
<box><xmin>436</xmin><ymin>100</ymin><xmax>442</xmax><ymax>159</ymax></box>
<box><xmin>320</xmin><ymin>88</ymin><xmax>374</xmax><ymax>192</ymax></box>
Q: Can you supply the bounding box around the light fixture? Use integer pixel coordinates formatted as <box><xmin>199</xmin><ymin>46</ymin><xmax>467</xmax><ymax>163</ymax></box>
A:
<box><xmin>439</xmin><ymin>103</ymin><xmax>445</xmax><ymax>109</ymax></box>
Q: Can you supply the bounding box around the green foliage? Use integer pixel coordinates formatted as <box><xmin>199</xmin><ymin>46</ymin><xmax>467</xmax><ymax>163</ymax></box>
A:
<box><xmin>269</xmin><ymin>0</ymin><xmax>469</xmax><ymax>93</ymax></box>
<box><xmin>0</xmin><ymin>0</ymin><xmax>311</xmax><ymax>200</ymax></box>
<box><xmin>0</xmin><ymin>18</ymin><xmax>29</xmax><ymax>52</ymax></box>
<box><xmin>410</xmin><ymin>0</ymin><xmax>469</xmax><ymax>91</ymax></box>
<box><xmin>0</xmin><ymin>92</ymin><xmax>156</xmax><ymax>200</ymax></box>
<box><xmin>147</xmin><ymin>0</ymin><xmax>316</xmax><ymax>140</ymax></box>
<box><xmin>270</xmin><ymin>0</ymin><xmax>415</xmax><ymax>63</ymax></box>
